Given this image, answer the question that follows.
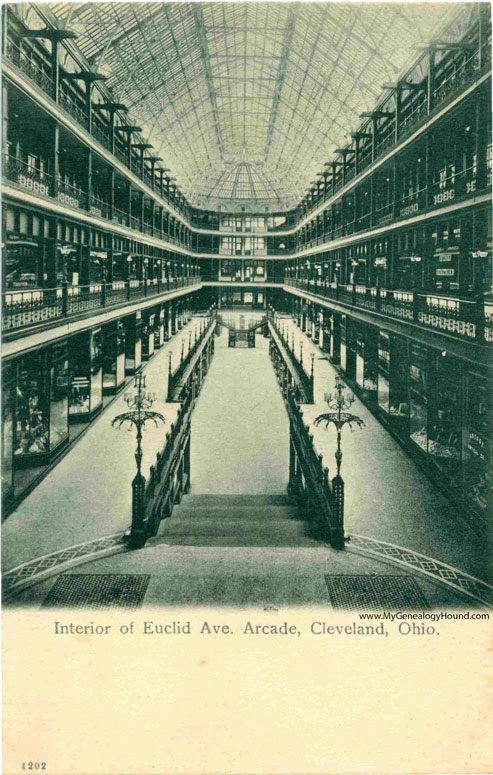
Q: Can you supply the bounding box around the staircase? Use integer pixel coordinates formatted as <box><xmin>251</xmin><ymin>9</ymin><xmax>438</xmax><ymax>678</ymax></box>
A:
<box><xmin>150</xmin><ymin>494</ymin><xmax>323</xmax><ymax>547</ymax></box>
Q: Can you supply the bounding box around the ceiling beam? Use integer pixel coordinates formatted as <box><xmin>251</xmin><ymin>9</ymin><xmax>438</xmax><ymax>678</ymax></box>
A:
<box><xmin>193</xmin><ymin>4</ymin><xmax>226</xmax><ymax>162</ymax></box>
<box><xmin>263</xmin><ymin>6</ymin><xmax>296</xmax><ymax>163</ymax></box>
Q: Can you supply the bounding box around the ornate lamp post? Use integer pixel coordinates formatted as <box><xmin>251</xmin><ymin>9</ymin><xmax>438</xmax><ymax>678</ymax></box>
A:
<box><xmin>314</xmin><ymin>374</ymin><xmax>365</xmax><ymax>478</ymax></box>
<box><xmin>112</xmin><ymin>372</ymin><xmax>165</xmax><ymax>547</ymax></box>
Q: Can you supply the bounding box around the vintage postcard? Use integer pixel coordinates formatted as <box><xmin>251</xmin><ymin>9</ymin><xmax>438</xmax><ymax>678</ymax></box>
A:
<box><xmin>1</xmin><ymin>1</ymin><xmax>492</xmax><ymax>773</ymax></box>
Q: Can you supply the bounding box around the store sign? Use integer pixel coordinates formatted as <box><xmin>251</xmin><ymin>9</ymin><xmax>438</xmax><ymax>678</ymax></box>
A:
<box><xmin>436</xmin><ymin>268</ymin><xmax>455</xmax><ymax>276</ymax></box>
<box><xmin>400</xmin><ymin>203</ymin><xmax>419</xmax><ymax>217</ymax></box>
<box><xmin>433</xmin><ymin>189</ymin><xmax>455</xmax><ymax>206</ymax></box>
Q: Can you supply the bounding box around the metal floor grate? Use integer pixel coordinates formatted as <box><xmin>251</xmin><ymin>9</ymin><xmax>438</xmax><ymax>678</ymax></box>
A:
<box><xmin>42</xmin><ymin>574</ymin><xmax>150</xmax><ymax>609</ymax></box>
<box><xmin>325</xmin><ymin>575</ymin><xmax>429</xmax><ymax>611</ymax></box>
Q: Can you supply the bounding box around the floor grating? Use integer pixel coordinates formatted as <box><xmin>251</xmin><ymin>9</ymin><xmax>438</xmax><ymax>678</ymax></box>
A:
<box><xmin>41</xmin><ymin>574</ymin><xmax>150</xmax><ymax>609</ymax></box>
<box><xmin>325</xmin><ymin>574</ymin><xmax>429</xmax><ymax>611</ymax></box>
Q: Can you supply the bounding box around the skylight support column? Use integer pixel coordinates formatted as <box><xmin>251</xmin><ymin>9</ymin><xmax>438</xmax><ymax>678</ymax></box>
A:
<box><xmin>427</xmin><ymin>49</ymin><xmax>436</xmax><ymax>114</ymax></box>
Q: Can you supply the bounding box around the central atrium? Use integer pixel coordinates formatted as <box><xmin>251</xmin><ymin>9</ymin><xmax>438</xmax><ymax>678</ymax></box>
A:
<box><xmin>1</xmin><ymin>2</ymin><xmax>492</xmax><ymax>611</ymax></box>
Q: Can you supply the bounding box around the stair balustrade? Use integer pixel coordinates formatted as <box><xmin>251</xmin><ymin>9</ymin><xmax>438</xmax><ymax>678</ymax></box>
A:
<box><xmin>286</xmin><ymin>390</ymin><xmax>345</xmax><ymax>549</ymax></box>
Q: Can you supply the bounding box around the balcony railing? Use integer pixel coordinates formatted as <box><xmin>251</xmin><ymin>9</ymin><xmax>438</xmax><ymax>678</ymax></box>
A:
<box><xmin>2</xmin><ymin>276</ymin><xmax>201</xmax><ymax>333</ymax></box>
<box><xmin>2</xmin><ymin>153</ymin><xmax>52</xmax><ymax>197</ymax></box>
<box><xmin>5</xmin><ymin>39</ymin><xmax>53</xmax><ymax>97</ymax></box>
<box><xmin>284</xmin><ymin>278</ymin><xmax>490</xmax><ymax>345</ymax></box>
<box><xmin>58</xmin><ymin>178</ymin><xmax>87</xmax><ymax>210</ymax></box>
<box><xmin>4</xmin><ymin>40</ymin><xmax>184</xmax><ymax>216</ymax></box>
<box><xmin>58</xmin><ymin>90</ymin><xmax>88</xmax><ymax>128</ymax></box>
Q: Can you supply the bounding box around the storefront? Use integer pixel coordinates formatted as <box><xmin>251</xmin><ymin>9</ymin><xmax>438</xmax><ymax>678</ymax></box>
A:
<box><xmin>355</xmin><ymin>323</ymin><xmax>378</xmax><ymax>394</ymax></box>
<box><xmin>102</xmin><ymin>321</ymin><xmax>126</xmax><ymax>395</ymax></box>
<box><xmin>463</xmin><ymin>371</ymin><xmax>493</xmax><ymax>527</ymax></box>
<box><xmin>409</xmin><ymin>342</ymin><xmax>429</xmax><ymax>454</ymax></box>
<box><xmin>2</xmin><ymin>363</ymin><xmax>15</xmax><ymax>502</ymax></box>
<box><xmin>69</xmin><ymin>330</ymin><xmax>103</xmax><ymax>422</ymax></box>
<box><xmin>427</xmin><ymin>352</ymin><xmax>462</xmax><ymax>479</ymax></box>
<box><xmin>141</xmin><ymin>311</ymin><xmax>156</xmax><ymax>360</ymax></box>
<box><xmin>219</xmin><ymin>288</ymin><xmax>265</xmax><ymax>308</ymax></box>
<box><xmin>125</xmin><ymin>313</ymin><xmax>142</xmax><ymax>375</ymax></box>
<box><xmin>13</xmin><ymin>344</ymin><xmax>69</xmax><ymax>466</ymax></box>
<box><xmin>154</xmin><ymin>308</ymin><xmax>165</xmax><ymax>349</ymax></box>
<box><xmin>378</xmin><ymin>332</ymin><xmax>409</xmax><ymax>433</ymax></box>
<box><xmin>3</xmin><ymin>235</ymin><xmax>43</xmax><ymax>289</ymax></box>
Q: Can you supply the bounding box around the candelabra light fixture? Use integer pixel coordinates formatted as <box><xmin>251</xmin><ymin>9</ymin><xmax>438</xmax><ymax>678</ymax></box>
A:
<box><xmin>314</xmin><ymin>374</ymin><xmax>365</xmax><ymax>476</ymax></box>
<box><xmin>112</xmin><ymin>372</ymin><xmax>165</xmax><ymax>483</ymax></box>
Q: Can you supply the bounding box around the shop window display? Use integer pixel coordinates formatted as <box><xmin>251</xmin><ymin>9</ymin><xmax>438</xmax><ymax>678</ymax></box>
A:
<box><xmin>90</xmin><ymin>329</ymin><xmax>103</xmax><ymax>413</ymax></box>
<box><xmin>427</xmin><ymin>354</ymin><xmax>462</xmax><ymax>472</ymax></box>
<box><xmin>125</xmin><ymin>314</ymin><xmax>142</xmax><ymax>374</ymax></box>
<box><xmin>2</xmin><ymin>364</ymin><xmax>15</xmax><ymax>502</ymax></box>
<box><xmin>409</xmin><ymin>343</ymin><xmax>429</xmax><ymax>453</ymax></box>
<box><xmin>356</xmin><ymin>324</ymin><xmax>378</xmax><ymax>393</ymax></box>
<box><xmin>340</xmin><ymin>316</ymin><xmax>347</xmax><ymax>372</ymax></box>
<box><xmin>103</xmin><ymin>322</ymin><xmax>125</xmax><ymax>393</ymax></box>
<box><xmin>378</xmin><ymin>333</ymin><xmax>409</xmax><ymax>424</ymax></box>
<box><xmin>378</xmin><ymin>333</ymin><xmax>391</xmax><ymax>413</ymax></box>
<box><xmin>69</xmin><ymin>330</ymin><xmax>103</xmax><ymax>419</ymax></box>
<box><xmin>14</xmin><ymin>352</ymin><xmax>49</xmax><ymax>462</ymax></box>
<box><xmin>464</xmin><ymin>373</ymin><xmax>492</xmax><ymax>522</ymax></box>
<box><xmin>4</xmin><ymin>240</ymin><xmax>41</xmax><ymax>289</ymax></box>
<box><xmin>49</xmin><ymin>344</ymin><xmax>69</xmax><ymax>450</ymax></box>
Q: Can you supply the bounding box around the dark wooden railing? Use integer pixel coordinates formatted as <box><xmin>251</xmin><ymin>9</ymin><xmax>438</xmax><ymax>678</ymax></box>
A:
<box><xmin>167</xmin><ymin>311</ymin><xmax>216</xmax><ymax>402</ymax></box>
<box><xmin>128</xmin><ymin>389</ymin><xmax>193</xmax><ymax>548</ymax></box>
<box><xmin>268</xmin><ymin>312</ymin><xmax>314</xmax><ymax>403</ymax></box>
<box><xmin>127</xmin><ymin>320</ymin><xmax>216</xmax><ymax>546</ymax></box>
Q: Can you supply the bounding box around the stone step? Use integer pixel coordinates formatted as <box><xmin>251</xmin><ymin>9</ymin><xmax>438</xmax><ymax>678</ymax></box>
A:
<box><xmin>172</xmin><ymin>504</ymin><xmax>301</xmax><ymax>521</ymax></box>
<box><xmin>151</xmin><ymin>516</ymin><xmax>322</xmax><ymax>547</ymax></box>
<box><xmin>180</xmin><ymin>494</ymin><xmax>297</xmax><ymax>508</ymax></box>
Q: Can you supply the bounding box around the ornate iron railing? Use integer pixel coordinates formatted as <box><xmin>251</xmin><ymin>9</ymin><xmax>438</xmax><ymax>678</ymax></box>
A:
<box><xmin>2</xmin><ymin>153</ymin><xmax>52</xmax><ymax>197</ymax></box>
<box><xmin>2</xmin><ymin>276</ymin><xmax>201</xmax><ymax>333</ymax></box>
<box><xmin>284</xmin><ymin>278</ymin><xmax>490</xmax><ymax>345</ymax></box>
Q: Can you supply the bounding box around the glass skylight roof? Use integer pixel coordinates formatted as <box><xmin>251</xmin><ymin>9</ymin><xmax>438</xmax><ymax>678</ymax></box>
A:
<box><xmin>28</xmin><ymin>2</ymin><xmax>472</xmax><ymax>205</ymax></box>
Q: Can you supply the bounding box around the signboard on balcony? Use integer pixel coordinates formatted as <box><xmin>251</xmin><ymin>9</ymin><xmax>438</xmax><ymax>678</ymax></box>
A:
<box><xmin>433</xmin><ymin>188</ymin><xmax>455</xmax><ymax>206</ymax></box>
<box><xmin>436</xmin><ymin>268</ymin><xmax>455</xmax><ymax>276</ymax></box>
<box><xmin>400</xmin><ymin>202</ymin><xmax>419</xmax><ymax>217</ymax></box>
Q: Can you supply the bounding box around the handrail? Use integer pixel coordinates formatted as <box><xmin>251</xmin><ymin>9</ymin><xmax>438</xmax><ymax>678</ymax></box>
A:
<box><xmin>284</xmin><ymin>278</ymin><xmax>490</xmax><ymax>345</ymax></box>
<box><xmin>2</xmin><ymin>276</ymin><xmax>201</xmax><ymax>334</ymax></box>
<box><xmin>268</xmin><ymin>311</ymin><xmax>314</xmax><ymax>403</ymax></box>
<box><xmin>167</xmin><ymin>309</ymin><xmax>216</xmax><ymax>401</ymax></box>
<box><xmin>128</xmin><ymin>323</ymin><xmax>216</xmax><ymax>547</ymax></box>
<box><xmin>128</xmin><ymin>389</ymin><xmax>194</xmax><ymax>548</ymax></box>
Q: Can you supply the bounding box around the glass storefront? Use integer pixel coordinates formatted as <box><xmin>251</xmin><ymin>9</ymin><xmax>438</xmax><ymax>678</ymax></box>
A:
<box><xmin>4</xmin><ymin>238</ymin><xmax>42</xmax><ymax>289</ymax></box>
<box><xmin>409</xmin><ymin>343</ymin><xmax>428</xmax><ymax>454</ymax></box>
<box><xmin>49</xmin><ymin>343</ymin><xmax>69</xmax><ymax>450</ymax></box>
<box><xmin>14</xmin><ymin>352</ymin><xmax>50</xmax><ymax>462</ymax></box>
<box><xmin>427</xmin><ymin>353</ymin><xmax>462</xmax><ymax>476</ymax></box>
<box><xmin>464</xmin><ymin>372</ymin><xmax>492</xmax><ymax>524</ymax></box>
<box><xmin>2</xmin><ymin>364</ymin><xmax>15</xmax><ymax>501</ymax></box>
<box><xmin>125</xmin><ymin>314</ymin><xmax>142</xmax><ymax>374</ymax></box>
<box><xmin>103</xmin><ymin>321</ymin><xmax>126</xmax><ymax>394</ymax></box>
<box><xmin>69</xmin><ymin>330</ymin><xmax>103</xmax><ymax>420</ymax></box>
<box><xmin>355</xmin><ymin>324</ymin><xmax>378</xmax><ymax>393</ymax></box>
<box><xmin>378</xmin><ymin>332</ymin><xmax>391</xmax><ymax>414</ymax></box>
<box><xmin>340</xmin><ymin>315</ymin><xmax>347</xmax><ymax>372</ymax></box>
<box><xmin>219</xmin><ymin>259</ymin><xmax>242</xmax><ymax>280</ymax></box>
<box><xmin>142</xmin><ymin>313</ymin><xmax>155</xmax><ymax>359</ymax></box>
